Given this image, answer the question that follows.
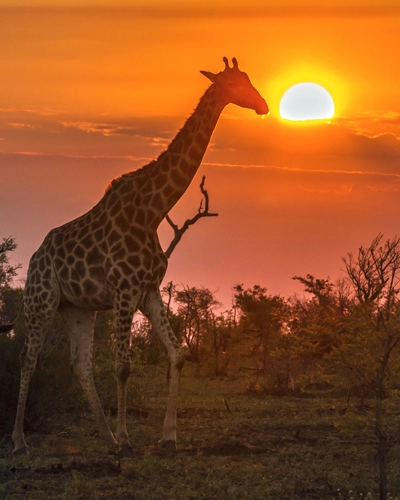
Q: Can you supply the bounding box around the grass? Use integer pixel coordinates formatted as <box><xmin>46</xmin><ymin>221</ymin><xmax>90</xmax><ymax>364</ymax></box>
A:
<box><xmin>1</xmin><ymin>364</ymin><xmax>400</xmax><ymax>499</ymax></box>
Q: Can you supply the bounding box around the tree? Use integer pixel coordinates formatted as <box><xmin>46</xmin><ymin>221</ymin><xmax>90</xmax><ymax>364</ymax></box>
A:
<box><xmin>0</xmin><ymin>237</ymin><xmax>22</xmax><ymax>327</ymax></box>
<box><xmin>173</xmin><ymin>285</ymin><xmax>221</xmax><ymax>363</ymax></box>
<box><xmin>338</xmin><ymin>234</ymin><xmax>400</xmax><ymax>500</ymax></box>
<box><xmin>165</xmin><ymin>176</ymin><xmax>218</xmax><ymax>258</ymax></box>
<box><xmin>234</xmin><ymin>285</ymin><xmax>289</xmax><ymax>390</ymax></box>
<box><xmin>0</xmin><ymin>237</ymin><xmax>21</xmax><ymax>289</ymax></box>
<box><xmin>288</xmin><ymin>275</ymin><xmax>349</xmax><ymax>383</ymax></box>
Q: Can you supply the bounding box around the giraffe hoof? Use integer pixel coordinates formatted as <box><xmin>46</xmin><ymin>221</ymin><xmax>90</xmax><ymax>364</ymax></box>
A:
<box><xmin>116</xmin><ymin>445</ymin><xmax>135</xmax><ymax>458</ymax></box>
<box><xmin>12</xmin><ymin>446</ymin><xmax>29</xmax><ymax>456</ymax></box>
<box><xmin>160</xmin><ymin>439</ymin><xmax>178</xmax><ymax>453</ymax></box>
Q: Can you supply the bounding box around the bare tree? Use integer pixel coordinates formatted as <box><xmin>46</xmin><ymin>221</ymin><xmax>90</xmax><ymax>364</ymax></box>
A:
<box><xmin>164</xmin><ymin>176</ymin><xmax>218</xmax><ymax>258</ymax></box>
<box><xmin>342</xmin><ymin>234</ymin><xmax>400</xmax><ymax>500</ymax></box>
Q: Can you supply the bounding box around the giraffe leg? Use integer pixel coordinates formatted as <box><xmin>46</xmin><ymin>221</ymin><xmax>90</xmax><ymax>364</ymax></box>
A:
<box><xmin>12</xmin><ymin>292</ymin><xmax>59</xmax><ymax>454</ymax></box>
<box><xmin>142</xmin><ymin>289</ymin><xmax>185</xmax><ymax>452</ymax></box>
<box><xmin>114</xmin><ymin>302</ymin><xmax>136</xmax><ymax>457</ymax></box>
<box><xmin>59</xmin><ymin>305</ymin><xmax>118</xmax><ymax>450</ymax></box>
<box><xmin>12</xmin><ymin>327</ymin><xmax>49</xmax><ymax>454</ymax></box>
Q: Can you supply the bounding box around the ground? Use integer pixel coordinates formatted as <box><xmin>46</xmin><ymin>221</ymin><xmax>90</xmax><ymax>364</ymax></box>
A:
<box><xmin>1</xmin><ymin>365</ymin><xmax>400</xmax><ymax>499</ymax></box>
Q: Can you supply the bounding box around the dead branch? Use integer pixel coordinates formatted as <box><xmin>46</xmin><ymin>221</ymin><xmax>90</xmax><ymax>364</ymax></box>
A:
<box><xmin>164</xmin><ymin>176</ymin><xmax>218</xmax><ymax>258</ymax></box>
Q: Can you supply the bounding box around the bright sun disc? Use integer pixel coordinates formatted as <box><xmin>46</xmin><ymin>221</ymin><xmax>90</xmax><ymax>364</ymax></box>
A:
<box><xmin>280</xmin><ymin>83</ymin><xmax>334</xmax><ymax>121</ymax></box>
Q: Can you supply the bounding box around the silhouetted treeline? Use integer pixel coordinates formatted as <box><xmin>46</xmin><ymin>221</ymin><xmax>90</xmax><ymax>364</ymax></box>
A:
<box><xmin>2</xmin><ymin>234</ymin><xmax>400</xmax><ymax>428</ymax></box>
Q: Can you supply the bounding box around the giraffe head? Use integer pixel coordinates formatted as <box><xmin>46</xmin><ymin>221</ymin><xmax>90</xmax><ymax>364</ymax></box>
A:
<box><xmin>200</xmin><ymin>57</ymin><xmax>269</xmax><ymax>116</ymax></box>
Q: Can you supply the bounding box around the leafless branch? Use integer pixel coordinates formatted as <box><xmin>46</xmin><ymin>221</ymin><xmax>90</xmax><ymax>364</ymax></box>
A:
<box><xmin>164</xmin><ymin>176</ymin><xmax>218</xmax><ymax>258</ymax></box>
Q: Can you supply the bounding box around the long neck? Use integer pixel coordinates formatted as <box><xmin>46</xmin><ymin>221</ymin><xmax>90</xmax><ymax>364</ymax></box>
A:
<box><xmin>137</xmin><ymin>84</ymin><xmax>226</xmax><ymax>228</ymax></box>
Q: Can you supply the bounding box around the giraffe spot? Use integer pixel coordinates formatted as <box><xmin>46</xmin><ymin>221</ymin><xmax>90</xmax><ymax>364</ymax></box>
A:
<box><xmin>93</xmin><ymin>228</ymin><xmax>104</xmax><ymax>242</ymax></box>
<box><xmin>196</xmin><ymin>133</ymin><xmax>209</xmax><ymax>149</ymax></box>
<box><xmin>189</xmin><ymin>146</ymin><xmax>203</xmax><ymax>163</ymax></box>
<box><xmin>152</xmin><ymin>192</ymin><xmax>164</xmax><ymax>211</ymax></box>
<box><xmin>57</xmin><ymin>246</ymin><xmax>67</xmax><ymax>260</ymax></box>
<box><xmin>135</xmin><ymin>208</ymin><xmax>146</xmax><ymax>226</ymax></box>
<box><xmin>142</xmin><ymin>180</ymin><xmax>153</xmax><ymax>195</ymax></box>
<box><xmin>113</xmin><ymin>268</ymin><xmax>122</xmax><ymax>281</ymax></box>
<box><xmin>143</xmin><ymin>249</ymin><xmax>152</xmax><ymax>269</ymax></box>
<box><xmin>172</xmin><ymin>140</ymin><xmax>183</xmax><ymax>154</ymax></box>
<box><xmin>75</xmin><ymin>245</ymin><xmax>86</xmax><ymax>259</ymax></box>
<box><xmin>81</xmin><ymin>234</ymin><xmax>94</xmax><ymax>249</ymax></box>
<box><xmin>89</xmin><ymin>265</ymin><xmax>104</xmax><ymax>280</ymax></box>
<box><xmin>163</xmin><ymin>185</ymin><xmax>174</xmax><ymax>199</ymax></box>
<box><xmin>170</xmin><ymin>169</ymin><xmax>186</xmax><ymax>188</ymax></box>
<box><xmin>40</xmin><ymin>267</ymin><xmax>50</xmax><ymax>279</ymax></box>
<box><xmin>75</xmin><ymin>260</ymin><xmax>87</xmax><ymax>279</ymax></box>
<box><xmin>54</xmin><ymin>257</ymin><xmax>64</xmax><ymax>269</ymax></box>
<box><xmin>110</xmin><ymin>199</ymin><xmax>122</xmax><ymax>218</ymax></box>
<box><xmin>125</xmin><ymin>235</ymin><xmax>140</xmax><ymax>252</ymax></box>
<box><xmin>83</xmin><ymin>279</ymin><xmax>98</xmax><ymax>296</ymax></box>
<box><xmin>97</xmin><ymin>212</ymin><xmax>108</xmax><ymax>226</ymax></box>
<box><xmin>54</xmin><ymin>232</ymin><xmax>64</xmax><ymax>246</ymax></box>
<box><xmin>137</xmin><ymin>269</ymin><xmax>147</xmax><ymax>281</ymax></box>
<box><xmin>147</xmin><ymin>210</ymin><xmax>158</xmax><ymax>228</ymax></box>
<box><xmin>67</xmin><ymin>255</ymin><xmax>75</xmax><ymax>266</ymax></box>
<box><xmin>118</xmin><ymin>261</ymin><xmax>133</xmax><ymax>276</ymax></box>
<box><xmin>105</xmin><ymin>220</ymin><xmax>113</xmax><ymax>235</ymax></box>
<box><xmin>113</xmin><ymin>247</ymin><xmax>127</xmax><ymax>260</ymax></box>
<box><xmin>70</xmin><ymin>281</ymin><xmax>82</xmax><ymax>296</ymax></box>
<box><xmin>77</xmin><ymin>227</ymin><xmax>89</xmax><ymax>240</ymax></box>
<box><xmin>29</xmin><ymin>260</ymin><xmax>38</xmax><ymax>272</ymax></box>
<box><xmin>59</xmin><ymin>266</ymin><xmax>70</xmax><ymax>281</ymax></box>
<box><xmin>120</xmin><ymin>278</ymin><xmax>131</xmax><ymax>290</ymax></box>
<box><xmin>115</xmin><ymin>213</ymin><xmax>130</xmax><ymax>233</ymax></box>
<box><xmin>70</xmin><ymin>268</ymin><xmax>80</xmax><ymax>282</ymax></box>
<box><xmin>87</xmin><ymin>246</ymin><xmax>103</xmax><ymax>265</ymax></box>
<box><xmin>160</xmin><ymin>159</ymin><xmax>170</xmax><ymax>173</ymax></box>
<box><xmin>179</xmin><ymin>158</ymin><xmax>191</xmax><ymax>174</ymax></box>
<box><xmin>127</xmin><ymin>255</ymin><xmax>141</xmax><ymax>268</ymax></box>
<box><xmin>154</xmin><ymin>174</ymin><xmax>168</xmax><ymax>189</ymax></box>
<box><xmin>106</xmin><ymin>192</ymin><xmax>119</xmax><ymax>210</ymax></box>
<box><xmin>108</xmin><ymin>230</ymin><xmax>120</xmax><ymax>246</ymax></box>
<box><xmin>124</xmin><ymin>204</ymin><xmax>135</xmax><ymax>221</ymax></box>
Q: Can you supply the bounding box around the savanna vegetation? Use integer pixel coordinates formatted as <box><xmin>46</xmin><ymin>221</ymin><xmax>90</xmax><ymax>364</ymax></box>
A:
<box><xmin>1</xmin><ymin>233</ymin><xmax>400</xmax><ymax>499</ymax></box>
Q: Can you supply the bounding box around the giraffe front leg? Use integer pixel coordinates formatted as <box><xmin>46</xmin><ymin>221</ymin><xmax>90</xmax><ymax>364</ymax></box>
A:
<box><xmin>142</xmin><ymin>289</ymin><xmax>185</xmax><ymax>452</ymax></box>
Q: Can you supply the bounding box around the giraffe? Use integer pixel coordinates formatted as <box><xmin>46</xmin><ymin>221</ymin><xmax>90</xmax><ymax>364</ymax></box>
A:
<box><xmin>8</xmin><ymin>57</ymin><xmax>268</xmax><ymax>456</ymax></box>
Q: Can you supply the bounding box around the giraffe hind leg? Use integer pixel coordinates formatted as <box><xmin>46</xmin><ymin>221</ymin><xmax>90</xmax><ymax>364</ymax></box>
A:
<box><xmin>12</xmin><ymin>298</ymin><xmax>58</xmax><ymax>454</ymax></box>
<box><xmin>59</xmin><ymin>305</ymin><xmax>118</xmax><ymax>450</ymax></box>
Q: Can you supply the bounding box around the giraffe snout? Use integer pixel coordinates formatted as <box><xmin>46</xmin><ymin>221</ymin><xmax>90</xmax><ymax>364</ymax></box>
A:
<box><xmin>256</xmin><ymin>99</ymin><xmax>269</xmax><ymax>116</ymax></box>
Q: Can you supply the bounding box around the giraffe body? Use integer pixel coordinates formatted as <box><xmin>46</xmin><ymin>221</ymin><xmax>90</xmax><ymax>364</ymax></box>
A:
<box><xmin>10</xmin><ymin>58</ymin><xmax>268</xmax><ymax>455</ymax></box>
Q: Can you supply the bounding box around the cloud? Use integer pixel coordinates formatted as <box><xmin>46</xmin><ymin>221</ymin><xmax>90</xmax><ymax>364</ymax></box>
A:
<box><xmin>336</xmin><ymin>111</ymin><xmax>400</xmax><ymax>139</ymax></box>
<box><xmin>2</xmin><ymin>2</ymin><xmax>399</xmax><ymax>19</ymax></box>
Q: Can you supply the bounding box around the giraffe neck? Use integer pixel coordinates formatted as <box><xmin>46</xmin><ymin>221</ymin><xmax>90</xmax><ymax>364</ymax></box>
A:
<box><xmin>119</xmin><ymin>84</ymin><xmax>226</xmax><ymax>230</ymax></box>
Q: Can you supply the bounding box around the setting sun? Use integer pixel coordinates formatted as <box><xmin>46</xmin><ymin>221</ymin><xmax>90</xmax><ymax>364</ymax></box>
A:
<box><xmin>279</xmin><ymin>83</ymin><xmax>335</xmax><ymax>122</ymax></box>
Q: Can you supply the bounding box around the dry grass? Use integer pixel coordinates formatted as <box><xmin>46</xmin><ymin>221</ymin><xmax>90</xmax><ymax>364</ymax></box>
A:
<box><xmin>1</xmin><ymin>365</ymin><xmax>400</xmax><ymax>499</ymax></box>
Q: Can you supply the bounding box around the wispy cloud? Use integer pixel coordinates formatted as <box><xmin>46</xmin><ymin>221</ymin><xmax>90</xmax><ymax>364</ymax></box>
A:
<box><xmin>336</xmin><ymin>111</ymin><xmax>400</xmax><ymax>139</ymax></box>
<box><xmin>203</xmin><ymin>162</ymin><xmax>400</xmax><ymax>179</ymax></box>
<box><xmin>60</xmin><ymin>120</ymin><xmax>171</xmax><ymax>148</ymax></box>
<box><xmin>1</xmin><ymin>2</ymin><xmax>399</xmax><ymax>19</ymax></box>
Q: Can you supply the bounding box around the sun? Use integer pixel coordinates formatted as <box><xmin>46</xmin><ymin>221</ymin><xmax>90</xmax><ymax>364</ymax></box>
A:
<box><xmin>279</xmin><ymin>83</ymin><xmax>335</xmax><ymax>122</ymax></box>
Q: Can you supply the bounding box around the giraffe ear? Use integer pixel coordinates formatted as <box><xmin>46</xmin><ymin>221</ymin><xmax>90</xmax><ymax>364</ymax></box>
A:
<box><xmin>200</xmin><ymin>70</ymin><xmax>216</xmax><ymax>83</ymax></box>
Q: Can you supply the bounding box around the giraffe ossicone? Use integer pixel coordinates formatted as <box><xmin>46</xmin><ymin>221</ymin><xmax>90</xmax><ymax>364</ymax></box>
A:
<box><xmin>7</xmin><ymin>57</ymin><xmax>268</xmax><ymax>456</ymax></box>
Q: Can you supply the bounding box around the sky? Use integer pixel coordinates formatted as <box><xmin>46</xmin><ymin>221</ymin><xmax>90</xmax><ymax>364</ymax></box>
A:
<box><xmin>1</xmin><ymin>1</ymin><xmax>400</xmax><ymax>309</ymax></box>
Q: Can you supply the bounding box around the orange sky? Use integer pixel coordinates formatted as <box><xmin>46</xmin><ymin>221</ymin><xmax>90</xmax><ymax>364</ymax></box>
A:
<box><xmin>1</xmin><ymin>1</ymin><xmax>400</xmax><ymax>307</ymax></box>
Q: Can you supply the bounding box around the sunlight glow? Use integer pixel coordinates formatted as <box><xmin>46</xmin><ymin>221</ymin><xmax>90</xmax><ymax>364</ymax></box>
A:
<box><xmin>280</xmin><ymin>83</ymin><xmax>335</xmax><ymax>122</ymax></box>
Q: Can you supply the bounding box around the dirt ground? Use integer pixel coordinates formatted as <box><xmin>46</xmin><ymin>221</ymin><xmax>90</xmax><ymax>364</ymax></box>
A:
<box><xmin>1</xmin><ymin>368</ymin><xmax>400</xmax><ymax>499</ymax></box>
